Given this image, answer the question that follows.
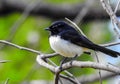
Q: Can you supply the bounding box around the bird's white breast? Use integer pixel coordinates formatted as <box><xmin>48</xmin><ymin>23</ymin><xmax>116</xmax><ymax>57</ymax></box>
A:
<box><xmin>49</xmin><ymin>36</ymin><xmax>83</xmax><ymax>57</ymax></box>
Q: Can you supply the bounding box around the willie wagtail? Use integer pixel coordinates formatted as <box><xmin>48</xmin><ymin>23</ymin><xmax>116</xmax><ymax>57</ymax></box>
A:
<box><xmin>45</xmin><ymin>21</ymin><xmax>120</xmax><ymax>59</ymax></box>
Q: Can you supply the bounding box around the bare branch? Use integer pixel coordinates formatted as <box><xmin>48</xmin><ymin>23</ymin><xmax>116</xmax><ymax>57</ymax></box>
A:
<box><xmin>4</xmin><ymin>78</ymin><xmax>10</xmax><ymax>84</ymax></box>
<box><xmin>65</xmin><ymin>18</ymin><xmax>86</xmax><ymax>37</ymax></box>
<box><xmin>0</xmin><ymin>39</ymin><xmax>120</xmax><ymax>83</ymax></box>
<box><xmin>7</xmin><ymin>1</ymin><xmax>40</xmax><ymax>41</ymax></box>
<box><xmin>100</xmin><ymin>0</ymin><xmax>120</xmax><ymax>30</ymax></box>
<box><xmin>36</xmin><ymin>55</ymin><xmax>120</xmax><ymax>75</ymax></box>
<box><xmin>94</xmin><ymin>51</ymin><xmax>103</xmax><ymax>84</ymax></box>
<box><xmin>0</xmin><ymin>60</ymin><xmax>10</xmax><ymax>63</ymax></box>
<box><xmin>0</xmin><ymin>40</ymin><xmax>41</xmax><ymax>54</ymax></box>
<box><xmin>114</xmin><ymin>0</ymin><xmax>120</xmax><ymax>14</ymax></box>
<box><xmin>101</xmin><ymin>42</ymin><xmax>120</xmax><ymax>47</ymax></box>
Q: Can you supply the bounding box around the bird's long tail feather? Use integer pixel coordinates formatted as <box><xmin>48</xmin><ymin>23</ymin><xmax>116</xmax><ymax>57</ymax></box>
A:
<box><xmin>91</xmin><ymin>44</ymin><xmax>120</xmax><ymax>57</ymax></box>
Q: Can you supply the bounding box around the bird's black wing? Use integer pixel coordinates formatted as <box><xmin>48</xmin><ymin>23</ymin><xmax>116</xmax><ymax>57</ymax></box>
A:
<box><xmin>60</xmin><ymin>30</ymin><xmax>120</xmax><ymax>57</ymax></box>
<box><xmin>60</xmin><ymin>30</ymin><xmax>95</xmax><ymax>49</ymax></box>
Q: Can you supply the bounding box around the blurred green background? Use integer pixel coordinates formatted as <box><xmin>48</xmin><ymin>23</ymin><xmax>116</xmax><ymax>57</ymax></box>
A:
<box><xmin>0</xmin><ymin>0</ymin><xmax>116</xmax><ymax>84</ymax></box>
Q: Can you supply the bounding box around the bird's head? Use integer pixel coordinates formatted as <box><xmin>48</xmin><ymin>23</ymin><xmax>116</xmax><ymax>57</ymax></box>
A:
<box><xmin>45</xmin><ymin>21</ymin><xmax>71</xmax><ymax>35</ymax></box>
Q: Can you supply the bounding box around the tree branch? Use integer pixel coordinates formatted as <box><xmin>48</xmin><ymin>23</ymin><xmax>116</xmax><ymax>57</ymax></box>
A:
<box><xmin>0</xmin><ymin>39</ymin><xmax>120</xmax><ymax>83</ymax></box>
<box><xmin>36</xmin><ymin>55</ymin><xmax>120</xmax><ymax>76</ymax></box>
<box><xmin>0</xmin><ymin>40</ymin><xmax>41</xmax><ymax>54</ymax></box>
<box><xmin>100</xmin><ymin>0</ymin><xmax>120</xmax><ymax>32</ymax></box>
<box><xmin>4</xmin><ymin>78</ymin><xmax>10</xmax><ymax>84</ymax></box>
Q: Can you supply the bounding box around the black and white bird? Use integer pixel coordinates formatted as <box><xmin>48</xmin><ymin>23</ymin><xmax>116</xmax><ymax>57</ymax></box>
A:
<box><xmin>45</xmin><ymin>21</ymin><xmax>120</xmax><ymax>60</ymax></box>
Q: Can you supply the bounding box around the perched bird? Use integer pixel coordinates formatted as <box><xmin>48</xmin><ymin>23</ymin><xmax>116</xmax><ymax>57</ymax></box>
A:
<box><xmin>45</xmin><ymin>21</ymin><xmax>120</xmax><ymax>63</ymax></box>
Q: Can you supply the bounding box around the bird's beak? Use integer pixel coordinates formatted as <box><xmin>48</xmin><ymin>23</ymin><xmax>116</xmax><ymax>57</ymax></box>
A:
<box><xmin>45</xmin><ymin>27</ymin><xmax>50</xmax><ymax>31</ymax></box>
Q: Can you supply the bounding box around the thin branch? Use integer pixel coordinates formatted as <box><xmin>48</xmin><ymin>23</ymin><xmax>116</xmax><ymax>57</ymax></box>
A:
<box><xmin>0</xmin><ymin>1</ymin><xmax>41</xmax><ymax>50</ymax></box>
<box><xmin>114</xmin><ymin>0</ymin><xmax>120</xmax><ymax>14</ymax></box>
<box><xmin>94</xmin><ymin>51</ymin><xmax>103</xmax><ymax>84</ymax></box>
<box><xmin>4</xmin><ymin>78</ymin><xmax>10</xmax><ymax>84</ymax></box>
<box><xmin>100</xmin><ymin>0</ymin><xmax>120</xmax><ymax>30</ymax></box>
<box><xmin>65</xmin><ymin>18</ymin><xmax>86</xmax><ymax>37</ymax></box>
<box><xmin>101</xmin><ymin>41</ymin><xmax>120</xmax><ymax>47</ymax></box>
<box><xmin>0</xmin><ymin>40</ymin><xmax>41</xmax><ymax>54</ymax></box>
<box><xmin>42</xmin><ymin>53</ymin><xmax>58</xmax><ymax>58</ymax></box>
<box><xmin>0</xmin><ymin>60</ymin><xmax>10</xmax><ymax>63</ymax></box>
<box><xmin>60</xmin><ymin>74</ymin><xmax>78</xmax><ymax>84</ymax></box>
<box><xmin>111</xmin><ymin>19</ymin><xmax>120</xmax><ymax>39</ymax></box>
<box><xmin>8</xmin><ymin>1</ymin><xmax>39</xmax><ymax>41</ymax></box>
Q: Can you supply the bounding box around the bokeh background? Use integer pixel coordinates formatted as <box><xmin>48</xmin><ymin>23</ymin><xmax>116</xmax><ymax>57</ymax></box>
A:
<box><xmin>0</xmin><ymin>0</ymin><xmax>120</xmax><ymax>84</ymax></box>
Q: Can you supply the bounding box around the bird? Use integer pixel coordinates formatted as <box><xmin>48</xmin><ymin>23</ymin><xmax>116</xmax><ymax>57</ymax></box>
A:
<box><xmin>45</xmin><ymin>21</ymin><xmax>120</xmax><ymax>64</ymax></box>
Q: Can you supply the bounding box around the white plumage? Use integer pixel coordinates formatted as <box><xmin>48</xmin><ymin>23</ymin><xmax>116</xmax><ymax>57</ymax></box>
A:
<box><xmin>49</xmin><ymin>36</ymin><xmax>83</xmax><ymax>57</ymax></box>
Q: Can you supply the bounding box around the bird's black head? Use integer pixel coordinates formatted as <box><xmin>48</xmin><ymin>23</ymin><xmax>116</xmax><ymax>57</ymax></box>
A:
<box><xmin>45</xmin><ymin>21</ymin><xmax>72</xmax><ymax>35</ymax></box>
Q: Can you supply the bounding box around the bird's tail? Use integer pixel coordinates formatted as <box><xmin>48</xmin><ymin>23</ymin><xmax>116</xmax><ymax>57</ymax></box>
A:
<box><xmin>91</xmin><ymin>44</ymin><xmax>120</xmax><ymax>57</ymax></box>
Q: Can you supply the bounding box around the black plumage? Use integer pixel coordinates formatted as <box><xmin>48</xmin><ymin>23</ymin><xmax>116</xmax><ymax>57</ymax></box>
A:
<box><xmin>46</xmin><ymin>21</ymin><xmax>120</xmax><ymax>57</ymax></box>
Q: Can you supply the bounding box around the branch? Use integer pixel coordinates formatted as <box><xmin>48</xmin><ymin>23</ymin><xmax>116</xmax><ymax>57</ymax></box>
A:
<box><xmin>4</xmin><ymin>78</ymin><xmax>10</xmax><ymax>84</ymax></box>
<box><xmin>100</xmin><ymin>0</ymin><xmax>120</xmax><ymax>31</ymax></box>
<box><xmin>36</xmin><ymin>55</ymin><xmax>120</xmax><ymax>76</ymax></box>
<box><xmin>0</xmin><ymin>40</ymin><xmax>78</xmax><ymax>83</ymax></box>
<box><xmin>0</xmin><ymin>40</ymin><xmax>120</xmax><ymax>83</ymax></box>
<box><xmin>0</xmin><ymin>1</ymin><xmax>40</xmax><ymax>49</ymax></box>
<box><xmin>0</xmin><ymin>60</ymin><xmax>10</xmax><ymax>63</ymax></box>
<box><xmin>1</xmin><ymin>0</ymin><xmax>120</xmax><ymax>21</ymax></box>
<box><xmin>101</xmin><ymin>41</ymin><xmax>120</xmax><ymax>47</ymax></box>
<box><xmin>0</xmin><ymin>40</ymin><xmax>41</xmax><ymax>54</ymax></box>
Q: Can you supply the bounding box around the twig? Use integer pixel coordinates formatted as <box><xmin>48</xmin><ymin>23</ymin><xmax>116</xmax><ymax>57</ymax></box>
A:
<box><xmin>4</xmin><ymin>78</ymin><xmax>10</xmax><ymax>84</ymax></box>
<box><xmin>100</xmin><ymin>0</ymin><xmax>120</xmax><ymax>30</ymax></box>
<box><xmin>0</xmin><ymin>60</ymin><xmax>10</xmax><ymax>63</ymax></box>
<box><xmin>0</xmin><ymin>40</ymin><xmax>41</xmax><ymax>54</ymax></box>
<box><xmin>42</xmin><ymin>53</ymin><xmax>58</xmax><ymax>58</ymax></box>
<box><xmin>94</xmin><ymin>51</ymin><xmax>103</xmax><ymax>84</ymax></box>
<box><xmin>8</xmin><ymin>1</ymin><xmax>38</xmax><ymax>40</ymax></box>
<box><xmin>60</xmin><ymin>74</ymin><xmax>78</xmax><ymax>84</ymax></box>
<box><xmin>114</xmin><ymin>0</ymin><xmax>120</xmax><ymax>14</ymax></box>
<box><xmin>111</xmin><ymin>20</ymin><xmax>120</xmax><ymax>39</ymax></box>
<box><xmin>65</xmin><ymin>18</ymin><xmax>86</xmax><ymax>37</ymax></box>
<box><xmin>101</xmin><ymin>41</ymin><xmax>120</xmax><ymax>47</ymax></box>
<box><xmin>0</xmin><ymin>1</ymin><xmax>40</xmax><ymax>49</ymax></box>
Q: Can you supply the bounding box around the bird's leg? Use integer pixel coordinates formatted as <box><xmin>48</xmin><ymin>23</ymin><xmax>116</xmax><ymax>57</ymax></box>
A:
<box><xmin>70</xmin><ymin>55</ymin><xmax>78</xmax><ymax>65</ymax></box>
<box><xmin>59</xmin><ymin>57</ymin><xmax>68</xmax><ymax>70</ymax></box>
